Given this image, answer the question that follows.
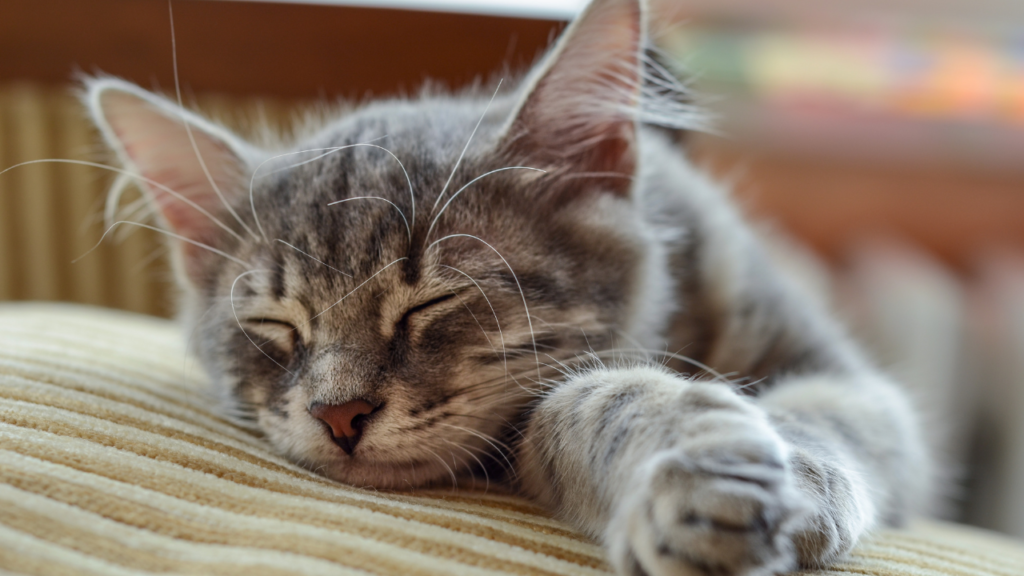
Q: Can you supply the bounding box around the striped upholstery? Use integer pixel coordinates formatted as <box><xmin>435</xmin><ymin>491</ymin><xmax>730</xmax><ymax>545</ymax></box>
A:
<box><xmin>1</xmin><ymin>304</ymin><xmax>1022</xmax><ymax>575</ymax></box>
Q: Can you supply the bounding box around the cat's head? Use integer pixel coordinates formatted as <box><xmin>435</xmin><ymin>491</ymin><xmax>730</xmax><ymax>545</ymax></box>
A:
<box><xmin>87</xmin><ymin>0</ymin><xmax>688</xmax><ymax>488</ymax></box>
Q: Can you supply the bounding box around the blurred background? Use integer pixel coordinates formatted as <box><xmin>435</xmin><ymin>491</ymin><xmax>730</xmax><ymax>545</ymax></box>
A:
<box><xmin>0</xmin><ymin>0</ymin><xmax>1022</xmax><ymax>539</ymax></box>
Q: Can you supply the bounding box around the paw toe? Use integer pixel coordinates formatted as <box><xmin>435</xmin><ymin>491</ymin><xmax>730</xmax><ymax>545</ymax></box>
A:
<box><xmin>615</xmin><ymin>451</ymin><xmax>811</xmax><ymax>576</ymax></box>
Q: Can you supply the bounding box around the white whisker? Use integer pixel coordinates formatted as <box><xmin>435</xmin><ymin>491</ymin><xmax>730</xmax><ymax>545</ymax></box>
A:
<box><xmin>230</xmin><ymin>270</ymin><xmax>295</xmax><ymax>375</ymax></box>
<box><xmin>0</xmin><ymin>159</ymin><xmax>245</xmax><ymax>244</ymax></box>
<box><xmin>441</xmin><ymin>423</ymin><xmax>518</xmax><ymax>482</ymax></box>
<box><xmin>440</xmin><ymin>437</ymin><xmax>489</xmax><ymax>491</ymax></box>
<box><xmin>440</xmin><ymin>280</ymin><xmax>497</xmax><ymax>355</ymax></box>
<box><xmin>247</xmin><ymin>138</ymin><xmax>389</xmax><ymax>242</ymax></box>
<box><xmin>256</xmin><ymin>137</ymin><xmax>390</xmax><ymax>178</ymax></box>
<box><xmin>424</xmin><ymin>447</ymin><xmax>459</xmax><ymax>489</ymax></box>
<box><xmin>168</xmin><ymin>1</ymin><xmax>259</xmax><ymax>242</ymax></box>
<box><xmin>426</xmin><ymin>166</ymin><xmax>545</xmax><ymax>241</ymax></box>
<box><xmin>276</xmin><ymin>239</ymin><xmax>352</xmax><ymax>277</ymax></box>
<box><xmin>307</xmin><ymin>257</ymin><xmax>408</xmax><ymax>325</ymax></box>
<box><xmin>73</xmin><ymin>220</ymin><xmax>248</xmax><ymax>267</ymax></box>
<box><xmin>588</xmin><ymin>347</ymin><xmax>735</xmax><ymax>386</ymax></box>
<box><xmin>432</xmin><ymin>79</ymin><xmax>503</xmax><ymax>212</ymax></box>
<box><xmin>439</xmin><ymin>264</ymin><xmax>510</xmax><ymax>387</ymax></box>
<box><xmin>429</xmin><ymin>234</ymin><xmax>540</xmax><ymax>383</ymax></box>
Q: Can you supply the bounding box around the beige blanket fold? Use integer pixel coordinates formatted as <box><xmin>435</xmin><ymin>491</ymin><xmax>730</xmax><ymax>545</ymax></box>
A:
<box><xmin>0</xmin><ymin>303</ymin><xmax>1022</xmax><ymax>576</ymax></box>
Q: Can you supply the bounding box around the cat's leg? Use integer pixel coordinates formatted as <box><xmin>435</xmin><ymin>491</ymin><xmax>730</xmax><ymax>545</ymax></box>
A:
<box><xmin>516</xmin><ymin>365</ymin><xmax>924</xmax><ymax>576</ymax></box>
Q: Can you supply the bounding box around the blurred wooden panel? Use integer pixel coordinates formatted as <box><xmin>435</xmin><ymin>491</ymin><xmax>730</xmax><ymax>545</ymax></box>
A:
<box><xmin>8</xmin><ymin>85</ymin><xmax>61</xmax><ymax>301</ymax></box>
<box><xmin>0</xmin><ymin>0</ymin><xmax>564</xmax><ymax>99</ymax></box>
<box><xmin>0</xmin><ymin>90</ymin><xmax>11</xmax><ymax>301</ymax></box>
<box><xmin>57</xmin><ymin>98</ymin><xmax>109</xmax><ymax>308</ymax></box>
<box><xmin>694</xmin><ymin>137</ymin><xmax>1024</xmax><ymax>271</ymax></box>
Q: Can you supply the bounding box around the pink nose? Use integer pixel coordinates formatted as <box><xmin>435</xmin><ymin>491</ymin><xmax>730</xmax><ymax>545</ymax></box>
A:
<box><xmin>309</xmin><ymin>400</ymin><xmax>376</xmax><ymax>454</ymax></box>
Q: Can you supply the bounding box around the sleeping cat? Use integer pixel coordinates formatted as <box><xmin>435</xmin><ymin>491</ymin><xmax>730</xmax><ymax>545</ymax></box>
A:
<box><xmin>85</xmin><ymin>0</ymin><xmax>928</xmax><ymax>574</ymax></box>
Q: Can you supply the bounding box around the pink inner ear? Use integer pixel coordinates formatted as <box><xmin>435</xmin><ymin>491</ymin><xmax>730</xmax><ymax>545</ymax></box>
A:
<box><xmin>97</xmin><ymin>86</ymin><xmax>249</xmax><ymax>283</ymax></box>
<box><xmin>590</xmin><ymin>125</ymin><xmax>637</xmax><ymax>178</ymax></box>
<box><xmin>504</xmin><ymin>0</ymin><xmax>643</xmax><ymax>194</ymax></box>
<box><xmin>100</xmin><ymin>89</ymin><xmax>244</xmax><ymax>245</ymax></box>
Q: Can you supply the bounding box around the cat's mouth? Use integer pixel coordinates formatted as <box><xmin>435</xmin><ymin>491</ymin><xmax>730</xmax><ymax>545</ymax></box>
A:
<box><xmin>304</xmin><ymin>410</ymin><xmax>457</xmax><ymax>486</ymax></box>
<box><xmin>303</xmin><ymin>415</ymin><xmax>476</xmax><ymax>488</ymax></box>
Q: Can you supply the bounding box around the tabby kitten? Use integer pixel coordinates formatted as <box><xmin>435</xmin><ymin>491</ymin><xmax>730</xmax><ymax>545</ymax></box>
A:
<box><xmin>87</xmin><ymin>0</ymin><xmax>928</xmax><ymax>574</ymax></box>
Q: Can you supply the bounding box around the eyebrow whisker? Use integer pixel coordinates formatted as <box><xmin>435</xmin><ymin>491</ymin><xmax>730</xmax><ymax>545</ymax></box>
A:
<box><xmin>307</xmin><ymin>257</ymin><xmax>409</xmax><ymax>325</ymax></box>
<box><xmin>327</xmin><ymin>196</ymin><xmax>412</xmax><ymax>245</ymax></box>
<box><xmin>431</xmin><ymin>79</ymin><xmax>503</xmax><ymax>213</ymax></box>
<box><xmin>230</xmin><ymin>269</ymin><xmax>294</xmax><ymax>375</ymax></box>
<box><xmin>276</xmin><ymin>239</ymin><xmax>353</xmax><ymax>277</ymax></box>
<box><xmin>426</xmin><ymin>166</ymin><xmax>545</xmax><ymax>241</ymax></box>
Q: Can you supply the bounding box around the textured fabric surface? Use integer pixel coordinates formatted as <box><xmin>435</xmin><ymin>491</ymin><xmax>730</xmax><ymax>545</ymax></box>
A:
<box><xmin>0</xmin><ymin>303</ymin><xmax>1022</xmax><ymax>576</ymax></box>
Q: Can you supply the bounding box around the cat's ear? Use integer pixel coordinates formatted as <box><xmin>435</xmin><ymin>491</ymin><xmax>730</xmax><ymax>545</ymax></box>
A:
<box><xmin>501</xmin><ymin>0</ymin><xmax>644</xmax><ymax>197</ymax></box>
<box><xmin>86</xmin><ymin>78</ymin><xmax>255</xmax><ymax>281</ymax></box>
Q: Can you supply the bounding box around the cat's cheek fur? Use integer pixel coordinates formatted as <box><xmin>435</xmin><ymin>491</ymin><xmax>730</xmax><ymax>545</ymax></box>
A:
<box><xmin>252</xmin><ymin>362</ymin><xmax>523</xmax><ymax>488</ymax></box>
<box><xmin>257</xmin><ymin>387</ymin><xmax>335</xmax><ymax>466</ymax></box>
<box><xmin>623</xmin><ymin>229</ymin><xmax>675</xmax><ymax>351</ymax></box>
<box><xmin>578</xmin><ymin>193</ymin><xmax>675</xmax><ymax>353</ymax></box>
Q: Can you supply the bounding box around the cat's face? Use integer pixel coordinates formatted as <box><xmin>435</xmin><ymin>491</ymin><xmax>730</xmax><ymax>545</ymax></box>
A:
<box><xmin>90</xmin><ymin>0</ymin><xmax>677</xmax><ymax>487</ymax></box>
<box><xmin>196</xmin><ymin>101</ymin><xmax>648</xmax><ymax>487</ymax></box>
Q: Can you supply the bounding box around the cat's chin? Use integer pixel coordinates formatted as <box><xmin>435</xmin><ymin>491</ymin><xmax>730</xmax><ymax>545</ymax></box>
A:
<box><xmin>313</xmin><ymin>456</ymin><xmax>462</xmax><ymax>490</ymax></box>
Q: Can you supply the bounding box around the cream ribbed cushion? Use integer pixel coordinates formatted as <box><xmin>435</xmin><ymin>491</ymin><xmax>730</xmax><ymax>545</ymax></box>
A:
<box><xmin>1</xmin><ymin>303</ymin><xmax>1022</xmax><ymax>576</ymax></box>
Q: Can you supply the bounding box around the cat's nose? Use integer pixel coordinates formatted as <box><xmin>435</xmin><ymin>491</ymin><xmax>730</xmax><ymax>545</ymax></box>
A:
<box><xmin>309</xmin><ymin>400</ymin><xmax>377</xmax><ymax>455</ymax></box>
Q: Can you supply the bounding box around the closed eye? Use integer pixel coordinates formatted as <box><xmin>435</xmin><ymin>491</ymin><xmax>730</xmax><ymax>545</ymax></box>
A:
<box><xmin>400</xmin><ymin>293</ymin><xmax>457</xmax><ymax>324</ymax></box>
<box><xmin>245</xmin><ymin>318</ymin><xmax>296</xmax><ymax>330</ymax></box>
<box><xmin>244</xmin><ymin>318</ymin><xmax>301</xmax><ymax>346</ymax></box>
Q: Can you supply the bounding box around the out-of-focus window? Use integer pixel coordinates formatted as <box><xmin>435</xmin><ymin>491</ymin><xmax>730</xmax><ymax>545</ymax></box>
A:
<box><xmin>220</xmin><ymin>0</ymin><xmax>587</xmax><ymax>19</ymax></box>
<box><xmin>656</xmin><ymin>0</ymin><xmax>1024</xmax><ymax>170</ymax></box>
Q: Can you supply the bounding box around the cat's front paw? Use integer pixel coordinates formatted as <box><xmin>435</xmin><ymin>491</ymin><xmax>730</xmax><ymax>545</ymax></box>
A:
<box><xmin>608</xmin><ymin>436</ymin><xmax>811</xmax><ymax>576</ymax></box>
